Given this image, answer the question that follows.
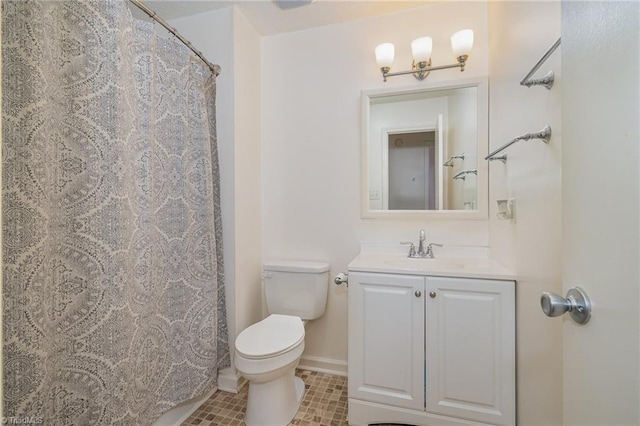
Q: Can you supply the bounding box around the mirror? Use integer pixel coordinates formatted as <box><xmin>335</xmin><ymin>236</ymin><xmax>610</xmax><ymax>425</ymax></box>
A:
<box><xmin>361</xmin><ymin>78</ymin><xmax>488</xmax><ymax>219</ymax></box>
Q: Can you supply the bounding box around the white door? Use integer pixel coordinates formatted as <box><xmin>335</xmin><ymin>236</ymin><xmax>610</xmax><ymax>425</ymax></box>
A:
<box><xmin>562</xmin><ymin>2</ymin><xmax>640</xmax><ymax>424</ymax></box>
<box><xmin>388</xmin><ymin>135</ymin><xmax>428</xmax><ymax>210</ymax></box>
<box><xmin>348</xmin><ymin>272</ymin><xmax>425</xmax><ymax>410</ymax></box>
<box><xmin>425</xmin><ymin>277</ymin><xmax>515</xmax><ymax>425</ymax></box>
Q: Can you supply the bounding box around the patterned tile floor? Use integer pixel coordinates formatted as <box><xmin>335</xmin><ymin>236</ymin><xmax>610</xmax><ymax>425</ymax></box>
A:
<box><xmin>183</xmin><ymin>369</ymin><xmax>348</xmax><ymax>426</ymax></box>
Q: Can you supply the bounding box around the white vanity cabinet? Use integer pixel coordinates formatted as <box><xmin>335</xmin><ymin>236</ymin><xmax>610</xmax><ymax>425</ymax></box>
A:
<box><xmin>348</xmin><ymin>271</ymin><xmax>515</xmax><ymax>426</ymax></box>
<box><xmin>425</xmin><ymin>276</ymin><xmax>516</xmax><ymax>425</ymax></box>
<box><xmin>347</xmin><ymin>273</ymin><xmax>425</xmax><ymax>411</ymax></box>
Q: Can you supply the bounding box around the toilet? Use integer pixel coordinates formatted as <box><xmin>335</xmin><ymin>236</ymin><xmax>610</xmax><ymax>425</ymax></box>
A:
<box><xmin>234</xmin><ymin>260</ymin><xmax>330</xmax><ymax>426</ymax></box>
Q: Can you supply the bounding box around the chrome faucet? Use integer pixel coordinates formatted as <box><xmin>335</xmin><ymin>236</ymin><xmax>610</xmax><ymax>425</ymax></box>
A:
<box><xmin>417</xmin><ymin>229</ymin><xmax>426</xmax><ymax>256</ymax></box>
<box><xmin>401</xmin><ymin>229</ymin><xmax>443</xmax><ymax>258</ymax></box>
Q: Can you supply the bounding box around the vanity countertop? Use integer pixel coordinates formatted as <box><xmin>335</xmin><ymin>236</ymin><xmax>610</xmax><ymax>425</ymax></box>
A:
<box><xmin>348</xmin><ymin>252</ymin><xmax>516</xmax><ymax>281</ymax></box>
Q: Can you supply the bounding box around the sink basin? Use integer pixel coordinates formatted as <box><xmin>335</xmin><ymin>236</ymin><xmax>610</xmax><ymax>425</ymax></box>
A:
<box><xmin>383</xmin><ymin>257</ymin><xmax>465</xmax><ymax>271</ymax></box>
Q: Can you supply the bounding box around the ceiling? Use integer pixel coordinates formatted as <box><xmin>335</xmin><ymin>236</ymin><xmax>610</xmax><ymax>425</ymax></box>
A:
<box><xmin>142</xmin><ymin>0</ymin><xmax>436</xmax><ymax>36</ymax></box>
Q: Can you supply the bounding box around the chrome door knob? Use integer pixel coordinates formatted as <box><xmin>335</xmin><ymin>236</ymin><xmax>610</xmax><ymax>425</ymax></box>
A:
<box><xmin>540</xmin><ymin>287</ymin><xmax>591</xmax><ymax>324</ymax></box>
<box><xmin>540</xmin><ymin>292</ymin><xmax>571</xmax><ymax>317</ymax></box>
<box><xmin>415</xmin><ymin>290</ymin><xmax>422</xmax><ymax>297</ymax></box>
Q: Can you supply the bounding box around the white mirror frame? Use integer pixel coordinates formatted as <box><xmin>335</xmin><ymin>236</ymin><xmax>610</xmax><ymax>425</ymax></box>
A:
<box><xmin>361</xmin><ymin>77</ymin><xmax>489</xmax><ymax>219</ymax></box>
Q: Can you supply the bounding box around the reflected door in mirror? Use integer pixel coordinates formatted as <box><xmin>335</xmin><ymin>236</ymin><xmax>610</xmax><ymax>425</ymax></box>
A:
<box><xmin>388</xmin><ymin>131</ymin><xmax>436</xmax><ymax>210</ymax></box>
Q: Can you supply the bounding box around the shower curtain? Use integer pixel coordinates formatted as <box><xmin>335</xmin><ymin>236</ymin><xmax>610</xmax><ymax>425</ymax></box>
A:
<box><xmin>2</xmin><ymin>0</ymin><xmax>229</xmax><ymax>424</ymax></box>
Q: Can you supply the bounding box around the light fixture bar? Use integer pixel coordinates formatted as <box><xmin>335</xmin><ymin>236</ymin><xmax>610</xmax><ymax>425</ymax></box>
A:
<box><xmin>381</xmin><ymin>56</ymin><xmax>468</xmax><ymax>82</ymax></box>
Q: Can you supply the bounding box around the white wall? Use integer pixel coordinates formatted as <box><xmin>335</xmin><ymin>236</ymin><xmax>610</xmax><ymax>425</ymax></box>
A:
<box><xmin>170</xmin><ymin>6</ymin><xmax>263</xmax><ymax>381</ymax></box>
<box><xmin>487</xmin><ymin>2</ymin><xmax>563</xmax><ymax>425</ymax></box>
<box><xmin>262</xmin><ymin>2</ymin><xmax>489</xmax><ymax>372</ymax></box>
<box><xmin>231</xmin><ymin>6</ymin><xmax>263</xmax><ymax>363</ymax></box>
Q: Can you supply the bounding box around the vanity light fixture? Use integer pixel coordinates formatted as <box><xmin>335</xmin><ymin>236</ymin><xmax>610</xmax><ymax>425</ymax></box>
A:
<box><xmin>375</xmin><ymin>29</ymin><xmax>473</xmax><ymax>82</ymax></box>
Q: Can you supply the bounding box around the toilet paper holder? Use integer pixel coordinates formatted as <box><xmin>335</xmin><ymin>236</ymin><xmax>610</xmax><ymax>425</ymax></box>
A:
<box><xmin>334</xmin><ymin>272</ymin><xmax>348</xmax><ymax>286</ymax></box>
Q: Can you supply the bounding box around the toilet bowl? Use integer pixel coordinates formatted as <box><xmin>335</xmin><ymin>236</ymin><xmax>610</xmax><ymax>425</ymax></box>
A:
<box><xmin>234</xmin><ymin>260</ymin><xmax>330</xmax><ymax>426</ymax></box>
<box><xmin>235</xmin><ymin>314</ymin><xmax>306</xmax><ymax>426</ymax></box>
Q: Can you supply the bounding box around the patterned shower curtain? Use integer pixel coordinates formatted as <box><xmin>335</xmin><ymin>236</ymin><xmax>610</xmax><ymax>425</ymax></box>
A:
<box><xmin>2</xmin><ymin>0</ymin><xmax>229</xmax><ymax>424</ymax></box>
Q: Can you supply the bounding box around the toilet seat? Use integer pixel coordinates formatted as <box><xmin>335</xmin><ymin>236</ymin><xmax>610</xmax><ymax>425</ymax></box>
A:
<box><xmin>235</xmin><ymin>314</ymin><xmax>305</xmax><ymax>360</ymax></box>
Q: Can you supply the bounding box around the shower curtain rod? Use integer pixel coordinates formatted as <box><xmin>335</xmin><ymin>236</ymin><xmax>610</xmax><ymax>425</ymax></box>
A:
<box><xmin>128</xmin><ymin>0</ymin><xmax>221</xmax><ymax>77</ymax></box>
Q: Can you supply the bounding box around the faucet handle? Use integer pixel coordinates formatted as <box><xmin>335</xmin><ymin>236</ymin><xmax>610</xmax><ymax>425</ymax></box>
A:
<box><xmin>400</xmin><ymin>241</ymin><xmax>416</xmax><ymax>257</ymax></box>
<box><xmin>425</xmin><ymin>243</ymin><xmax>443</xmax><ymax>258</ymax></box>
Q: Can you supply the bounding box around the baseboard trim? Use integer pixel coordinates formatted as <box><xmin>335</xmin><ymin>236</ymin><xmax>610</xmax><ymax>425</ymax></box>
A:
<box><xmin>218</xmin><ymin>366</ymin><xmax>247</xmax><ymax>394</ymax></box>
<box><xmin>298</xmin><ymin>355</ymin><xmax>348</xmax><ymax>377</ymax></box>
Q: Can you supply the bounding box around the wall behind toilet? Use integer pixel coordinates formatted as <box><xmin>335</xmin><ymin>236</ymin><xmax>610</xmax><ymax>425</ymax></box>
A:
<box><xmin>261</xmin><ymin>2</ymin><xmax>490</xmax><ymax>373</ymax></box>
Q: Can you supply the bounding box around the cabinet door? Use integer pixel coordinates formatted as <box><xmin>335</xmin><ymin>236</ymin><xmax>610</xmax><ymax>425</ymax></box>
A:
<box><xmin>348</xmin><ymin>272</ymin><xmax>425</xmax><ymax>410</ymax></box>
<box><xmin>426</xmin><ymin>277</ymin><xmax>515</xmax><ymax>426</ymax></box>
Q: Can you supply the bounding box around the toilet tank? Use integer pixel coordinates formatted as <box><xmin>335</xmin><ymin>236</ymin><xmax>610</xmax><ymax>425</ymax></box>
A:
<box><xmin>263</xmin><ymin>260</ymin><xmax>330</xmax><ymax>320</ymax></box>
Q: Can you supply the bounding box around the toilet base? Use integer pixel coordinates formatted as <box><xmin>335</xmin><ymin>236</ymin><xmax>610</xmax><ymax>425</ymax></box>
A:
<box><xmin>245</xmin><ymin>368</ymin><xmax>305</xmax><ymax>426</ymax></box>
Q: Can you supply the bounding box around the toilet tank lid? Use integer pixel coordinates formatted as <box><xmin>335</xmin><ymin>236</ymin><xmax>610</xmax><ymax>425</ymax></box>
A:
<box><xmin>264</xmin><ymin>260</ymin><xmax>330</xmax><ymax>273</ymax></box>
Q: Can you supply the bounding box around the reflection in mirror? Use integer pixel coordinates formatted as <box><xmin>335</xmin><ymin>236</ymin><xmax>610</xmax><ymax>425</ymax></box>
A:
<box><xmin>388</xmin><ymin>130</ymin><xmax>438</xmax><ymax>210</ymax></box>
<box><xmin>361</xmin><ymin>79</ymin><xmax>488</xmax><ymax>219</ymax></box>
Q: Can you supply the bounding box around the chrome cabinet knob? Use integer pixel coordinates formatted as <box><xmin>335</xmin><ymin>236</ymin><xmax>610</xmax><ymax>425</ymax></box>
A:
<box><xmin>540</xmin><ymin>287</ymin><xmax>591</xmax><ymax>324</ymax></box>
<box><xmin>415</xmin><ymin>290</ymin><xmax>422</xmax><ymax>298</ymax></box>
<box><xmin>429</xmin><ymin>291</ymin><xmax>436</xmax><ymax>298</ymax></box>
